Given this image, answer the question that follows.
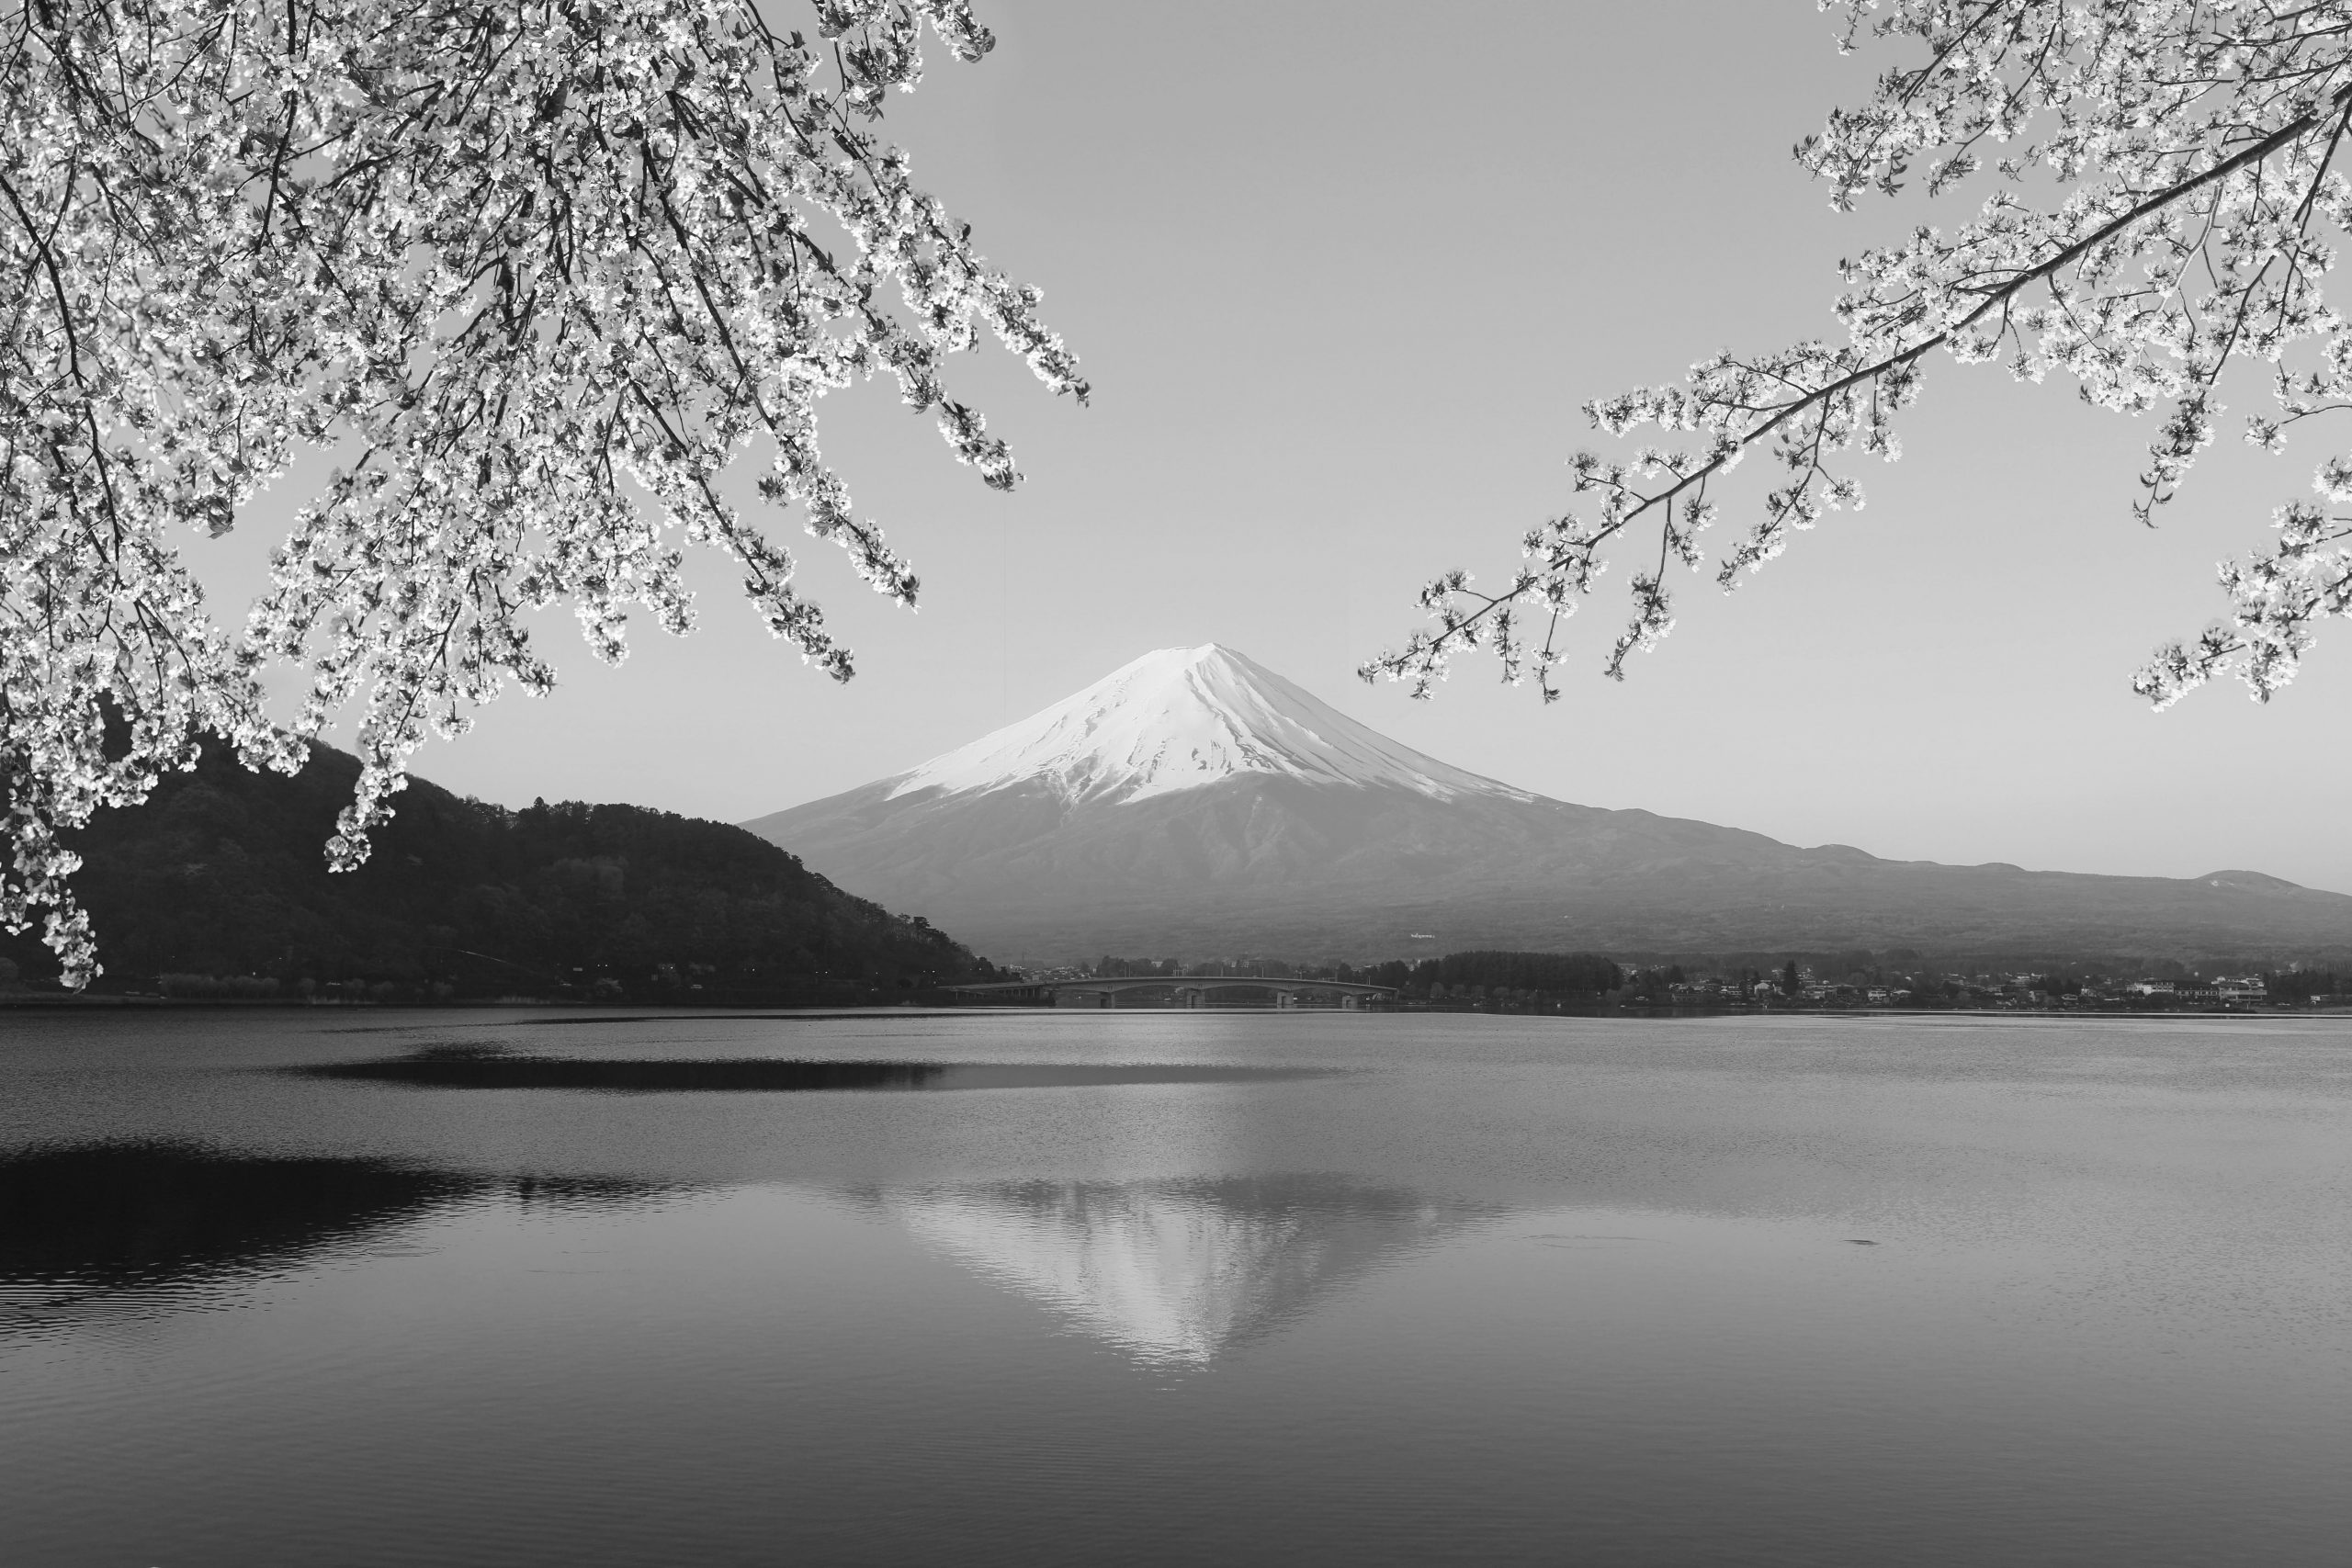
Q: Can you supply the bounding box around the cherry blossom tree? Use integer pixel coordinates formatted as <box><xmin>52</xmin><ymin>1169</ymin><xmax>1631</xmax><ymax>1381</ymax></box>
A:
<box><xmin>2</xmin><ymin>0</ymin><xmax>1085</xmax><ymax>985</ymax></box>
<box><xmin>1368</xmin><ymin>0</ymin><xmax>2352</xmax><ymax>726</ymax></box>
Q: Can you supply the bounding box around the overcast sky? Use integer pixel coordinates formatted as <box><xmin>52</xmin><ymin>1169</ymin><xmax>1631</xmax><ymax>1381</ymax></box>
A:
<box><xmin>212</xmin><ymin>1</ymin><xmax>2352</xmax><ymax>894</ymax></box>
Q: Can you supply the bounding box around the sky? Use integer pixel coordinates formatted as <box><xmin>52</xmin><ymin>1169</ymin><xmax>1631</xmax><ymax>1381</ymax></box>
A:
<box><xmin>210</xmin><ymin>0</ymin><xmax>2352</xmax><ymax>894</ymax></box>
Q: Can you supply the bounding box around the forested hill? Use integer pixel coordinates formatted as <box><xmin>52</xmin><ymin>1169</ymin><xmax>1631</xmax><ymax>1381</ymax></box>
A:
<box><xmin>0</xmin><ymin>740</ymin><xmax>997</xmax><ymax>1004</ymax></box>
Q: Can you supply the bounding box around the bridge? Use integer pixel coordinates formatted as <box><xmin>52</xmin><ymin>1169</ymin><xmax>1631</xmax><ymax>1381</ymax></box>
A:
<box><xmin>945</xmin><ymin>976</ymin><xmax>1397</xmax><ymax>1010</ymax></box>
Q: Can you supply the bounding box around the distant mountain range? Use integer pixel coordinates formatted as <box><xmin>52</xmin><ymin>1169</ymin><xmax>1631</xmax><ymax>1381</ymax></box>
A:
<box><xmin>745</xmin><ymin>644</ymin><xmax>2352</xmax><ymax>963</ymax></box>
<box><xmin>2</xmin><ymin>739</ymin><xmax>995</xmax><ymax>1001</ymax></box>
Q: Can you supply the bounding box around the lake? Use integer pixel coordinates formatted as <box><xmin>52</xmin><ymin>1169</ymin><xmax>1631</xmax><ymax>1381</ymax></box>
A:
<box><xmin>4</xmin><ymin>1007</ymin><xmax>2348</xmax><ymax>1565</ymax></box>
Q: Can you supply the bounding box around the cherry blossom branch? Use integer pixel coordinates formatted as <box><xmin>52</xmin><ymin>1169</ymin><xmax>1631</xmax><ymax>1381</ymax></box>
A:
<box><xmin>1368</xmin><ymin>6</ymin><xmax>2352</xmax><ymax>716</ymax></box>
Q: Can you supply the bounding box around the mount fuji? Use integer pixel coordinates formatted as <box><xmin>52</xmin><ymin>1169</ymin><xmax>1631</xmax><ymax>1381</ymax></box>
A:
<box><xmin>744</xmin><ymin>644</ymin><xmax>2352</xmax><ymax>962</ymax></box>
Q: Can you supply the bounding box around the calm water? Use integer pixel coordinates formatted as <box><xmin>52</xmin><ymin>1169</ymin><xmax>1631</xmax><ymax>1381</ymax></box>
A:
<box><xmin>4</xmin><ymin>1008</ymin><xmax>2349</xmax><ymax>1566</ymax></box>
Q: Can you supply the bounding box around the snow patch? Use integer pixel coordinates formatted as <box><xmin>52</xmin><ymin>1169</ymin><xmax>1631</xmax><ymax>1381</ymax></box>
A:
<box><xmin>887</xmin><ymin>645</ymin><xmax>1532</xmax><ymax>806</ymax></box>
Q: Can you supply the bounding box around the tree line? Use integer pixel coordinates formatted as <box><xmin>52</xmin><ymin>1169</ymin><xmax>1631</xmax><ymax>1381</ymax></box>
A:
<box><xmin>1087</xmin><ymin>951</ymin><xmax>1624</xmax><ymax>998</ymax></box>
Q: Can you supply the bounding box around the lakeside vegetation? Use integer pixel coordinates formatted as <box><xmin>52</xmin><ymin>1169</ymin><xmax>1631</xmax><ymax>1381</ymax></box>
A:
<box><xmin>1062</xmin><ymin>948</ymin><xmax>2350</xmax><ymax>1013</ymax></box>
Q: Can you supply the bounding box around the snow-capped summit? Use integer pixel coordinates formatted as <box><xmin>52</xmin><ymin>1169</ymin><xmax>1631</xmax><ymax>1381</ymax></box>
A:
<box><xmin>886</xmin><ymin>643</ymin><xmax>1530</xmax><ymax>806</ymax></box>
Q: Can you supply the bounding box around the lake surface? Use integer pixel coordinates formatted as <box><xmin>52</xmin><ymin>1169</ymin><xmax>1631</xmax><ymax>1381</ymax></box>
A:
<box><xmin>4</xmin><ymin>1008</ymin><xmax>2349</xmax><ymax>1566</ymax></box>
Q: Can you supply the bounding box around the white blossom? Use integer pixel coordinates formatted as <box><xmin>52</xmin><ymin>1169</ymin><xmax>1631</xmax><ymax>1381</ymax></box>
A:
<box><xmin>2</xmin><ymin>0</ymin><xmax>1083</xmax><ymax>986</ymax></box>
<box><xmin>1366</xmin><ymin>1</ymin><xmax>2352</xmax><ymax>718</ymax></box>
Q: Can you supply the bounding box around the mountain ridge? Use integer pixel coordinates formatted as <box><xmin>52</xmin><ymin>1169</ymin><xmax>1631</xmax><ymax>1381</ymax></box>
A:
<box><xmin>744</xmin><ymin>645</ymin><xmax>2352</xmax><ymax>963</ymax></box>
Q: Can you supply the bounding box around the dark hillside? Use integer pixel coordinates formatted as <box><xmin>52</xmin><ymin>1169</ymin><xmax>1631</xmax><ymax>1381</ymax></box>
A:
<box><xmin>2</xmin><ymin>739</ymin><xmax>996</xmax><ymax>1004</ymax></box>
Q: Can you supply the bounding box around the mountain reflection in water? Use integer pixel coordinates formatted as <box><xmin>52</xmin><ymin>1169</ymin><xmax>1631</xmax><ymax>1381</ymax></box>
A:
<box><xmin>880</xmin><ymin>1175</ymin><xmax>1505</xmax><ymax>1366</ymax></box>
<box><xmin>0</xmin><ymin>1142</ymin><xmax>660</xmax><ymax>1331</ymax></box>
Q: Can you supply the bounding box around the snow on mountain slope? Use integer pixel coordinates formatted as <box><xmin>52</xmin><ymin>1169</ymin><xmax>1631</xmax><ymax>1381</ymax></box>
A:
<box><xmin>887</xmin><ymin>644</ymin><xmax>1531</xmax><ymax>806</ymax></box>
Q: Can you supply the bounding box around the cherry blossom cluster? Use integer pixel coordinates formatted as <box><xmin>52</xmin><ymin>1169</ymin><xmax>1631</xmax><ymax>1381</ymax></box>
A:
<box><xmin>3</xmin><ymin>0</ymin><xmax>1084</xmax><ymax>986</ymax></box>
<box><xmin>1366</xmin><ymin>0</ymin><xmax>2352</xmax><ymax>717</ymax></box>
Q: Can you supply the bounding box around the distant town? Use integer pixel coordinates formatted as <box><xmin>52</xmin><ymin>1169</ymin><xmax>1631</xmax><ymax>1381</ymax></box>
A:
<box><xmin>995</xmin><ymin>951</ymin><xmax>2352</xmax><ymax>1013</ymax></box>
